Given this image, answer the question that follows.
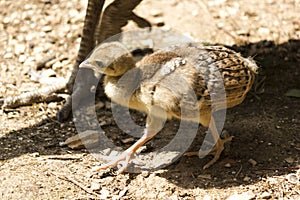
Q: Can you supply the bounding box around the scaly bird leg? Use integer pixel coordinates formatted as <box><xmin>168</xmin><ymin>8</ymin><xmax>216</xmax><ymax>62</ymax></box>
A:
<box><xmin>93</xmin><ymin>106</ymin><xmax>166</xmax><ymax>174</ymax></box>
<box><xmin>185</xmin><ymin>116</ymin><xmax>233</xmax><ymax>169</ymax></box>
<box><xmin>92</xmin><ymin>129</ymin><xmax>156</xmax><ymax>174</ymax></box>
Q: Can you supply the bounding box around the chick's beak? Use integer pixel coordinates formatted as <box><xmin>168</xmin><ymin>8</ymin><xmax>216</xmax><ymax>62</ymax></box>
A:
<box><xmin>79</xmin><ymin>60</ymin><xmax>97</xmax><ymax>71</ymax></box>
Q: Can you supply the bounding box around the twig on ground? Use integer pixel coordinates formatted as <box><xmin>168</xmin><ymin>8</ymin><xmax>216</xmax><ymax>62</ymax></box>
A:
<box><xmin>259</xmin><ymin>166</ymin><xmax>300</xmax><ymax>171</ymax></box>
<box><xmin>44</xmin><ymin>155</ymin><xmax>83</xmax><ymax>161</ymax></box>
<box><xmin>36</xmin><ymin>55</ymin><xmax>56</xmax><ymax>70</ymax></box>
<box><xmin>0</xmin><ymin>82</ymin><xmax>66</xmax><ymax>109</ymax></box>
<box><xmin>50</xmin><ymin>172</ymin><xmax>101</xmax><ymax>198</ymax></box>
<box><xmin>235</xmin><ymin>165</ymin><xmax>243</xmax><ymax>178</ymax></box>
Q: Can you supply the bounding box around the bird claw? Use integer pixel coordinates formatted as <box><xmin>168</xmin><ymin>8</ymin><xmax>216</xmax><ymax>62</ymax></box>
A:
<box><xmin>200</xmin><ymin>135</ymin><xmax>233</xmax><ymax>156</ymax></box>
<box><xmin>92</xmin><ymin>151</ymin><xmax>135</xmax><ymax>174</ymax></box>
<box><xmin>201</xmin><ymin>135</ymin><xmax>233</xmax><ymax>169</ymax></box>
<box><xmin>185</xmin><ymin>135</ymin><xmax>233</xmax><ymax>169</ymax></box>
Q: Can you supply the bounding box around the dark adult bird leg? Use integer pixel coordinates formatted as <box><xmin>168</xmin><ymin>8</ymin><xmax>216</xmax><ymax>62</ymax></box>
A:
<box><xmin>57</xmin><ymin>0</ymin><xmax>105</xmax><ymax>122</ymax></box>
<box><xmin>58</xmin><ymin>0</ymin><xmax>150</xmax><ymax>122</ymax></box>
<box><xmin>94</xmin><ymin>0</ymin><xmax>151</xmax><ymax>44</ymax></box>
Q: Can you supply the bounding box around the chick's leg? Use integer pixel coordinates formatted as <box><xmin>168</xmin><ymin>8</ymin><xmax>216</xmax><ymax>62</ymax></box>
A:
<box><xmin>185</xmin><ymin>115</ymin><xmax>233</xmax><ymax>169</ymax></box>
<box><xmin>200</xmin><ymin>115</ymin><xmax>233</xmax><ymax>169</ymax></box>
<box><xmin>93</xmin><ymin>106</ymin><xmax>166</xmax><ymax>174</ymax></box>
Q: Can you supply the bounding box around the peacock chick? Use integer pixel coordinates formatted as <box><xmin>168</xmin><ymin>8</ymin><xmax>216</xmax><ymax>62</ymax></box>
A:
<box><xmin>80</xmin><ymin>41</ymin><xmax>258</xmax><ymax>174</ymax></box>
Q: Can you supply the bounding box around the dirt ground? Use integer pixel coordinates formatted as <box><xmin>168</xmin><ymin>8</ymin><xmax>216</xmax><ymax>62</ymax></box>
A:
<box><xmin>1</xmin><ymin>0</ymin><xmax>300</xmax><ymax>199</ymax></box>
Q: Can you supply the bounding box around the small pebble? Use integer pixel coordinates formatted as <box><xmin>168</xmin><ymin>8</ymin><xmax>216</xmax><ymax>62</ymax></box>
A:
<box><xmin>198</xmin><ymin>174</ymin><xmax>212</xmax><ymax>180</ymax></box>
<box><xmin>3</xmin><ymin>17</ymin><xmax>10</xmax><ymax>24</ymax></box>
<box><xmin>52</xmin><ymin>61</ymin><xmax>63</xmax><ymax>70</ymax></box>
<box><xmin>59</xmin><ymin>141</ymin><xmax>66</xmax><ymax>147</ymax></box>
<box><xmin>47</xmin><ymin>102</ymin><xmax>57</xmax><ymax>109</ymax></box>
<box><xmin>248</xmin><ymin>158</ymin><xmax>257</xmax><ymax>166</ymax></box>
<box><xmin>18</xmin><ymin>54</ymin><xmax>27</xmax><ymax>63</ymax></box>
<box><xmin>121</xmin><ymin>137</ymin><xmax>135</xmax><ymax>144</ymax></box>
<box><xmin>286</xmin><ymin>173</ymin><xmax>299</xmax><ymax>184</ymax></box>
<box><xmin>42</xmin><ymin>25</ymin><xmax>53</xmax><ymax>32</ymax></box>
<box><xmin>15</xmin><ymin>44</ymin><xmax>26</xmax><ymax>55</ymax></box>
<box><xmin>25</xmin><ymin>34</ymin><xmax>33</xmax><ymax>41</ymax></box>
<box><xmin>165</xmin><ymin>195</ymin><xmax>178</xmax><ymax>200</ymax></box>
<box><xmin>227</xmin><ymin>191</ymin><xmax>256</xmax><ymax>200</ymax></box>
<box><xmin>30</xmin><ymin>152</ymin><xmax>40</xmax><ymax>157</ymax></box>
<box><xmin>4</xmin><ymin>52</ymin><xmax>13</xmax><ymax>59</ymax></box>
<box><xmin>41</xmin><ymin>69</ymin><xmax>56</xmax><ymax>77</ymax></box>
<box><xmin>284</xmin><ymin>157</ymin><xmax>294</xmax><ymax>164</ymax></box>
<box><xmin>224</xmin><ymin>163</ymin><xmax>231</xmax><ymax>168</ymax></box>
<box><xmin>267</xmin><ymin>177</ymin><xmax>277</xmax><ymax>185</ymax></box>
<box><xmin>243</xmin><ymin>176</ymin><xmax>251</xmax><ymax>182</ymax></box>
<box><xmin>90</xmin><ymin>181</ymin><xmax>101</xmax><ymax>191</ymax></box>
<box><xmin>258</xmin><ymin>27</ymin><xmax>270</xmax><ymax>35</ymax></box>
<box><xmin>141</xmin><ymin>171</ymin><xmax>150</xmax><ymax>178</ymax></box>
<box><xmin>100</xmin><ymin>188</ymin><xmax>110</xmax><ymax>199</ymax></box>
<box><xmin>203</xmin><ymin>195</ymin><xmax>212</xmax><ymax>200</ymax></box>
<box><xmin>217</xmin><ymin>22</ymin><xmax>224</xmax><ymax>28</ymax></box>
<box><xmin>260</xmin><ymin>191</ymin><xmax>272</xmax><ymax>199</ymax></box>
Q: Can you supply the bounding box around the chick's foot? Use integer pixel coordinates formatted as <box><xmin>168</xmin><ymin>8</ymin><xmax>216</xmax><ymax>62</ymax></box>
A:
<box><xmin>92</xmin><ymin>149</ymin><xmax>136</xmax><ymax>174</ymax></box>
<box><xmin>185</xmin><ymin>131</ymin><xmax>233</xmax><ymax>169</ymax></box>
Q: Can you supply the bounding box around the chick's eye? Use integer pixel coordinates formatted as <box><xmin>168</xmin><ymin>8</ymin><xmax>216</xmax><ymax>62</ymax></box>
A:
<box><xmin>95</xmin><ymin>60</ymin><xmax>103</xmax><ymax>67</ymax></box>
